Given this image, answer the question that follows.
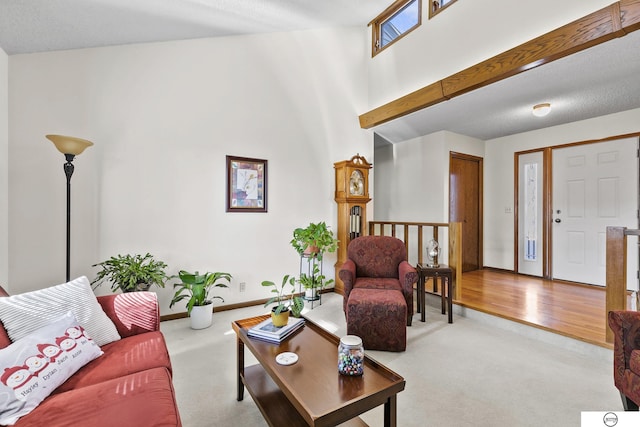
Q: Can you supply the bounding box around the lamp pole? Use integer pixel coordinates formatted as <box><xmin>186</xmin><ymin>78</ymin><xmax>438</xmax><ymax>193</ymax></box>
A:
<box><xmin>63</xmin><ymin>154</ymin><xmax>76</xmax><ymax>282</ymax></box>
<box><xmin>46</xmin><ymin>135</ymin><xmax>94</xmax><ymax>282</ymax></box>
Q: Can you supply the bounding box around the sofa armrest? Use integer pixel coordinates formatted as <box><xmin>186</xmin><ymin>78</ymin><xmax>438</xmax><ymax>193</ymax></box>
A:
<box><xmin>97</xmin><ymin>291</ymin><xmax>160</xmax><ymax>338</ymax></box>
<box><xmin>608</xmin><ymin>310</ymin><xmax>640</xmax><ymax>385</ymax></box>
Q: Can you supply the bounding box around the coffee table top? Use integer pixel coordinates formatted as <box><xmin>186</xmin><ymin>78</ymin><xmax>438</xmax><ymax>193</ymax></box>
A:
<box><xmin>232</xmin><ymin>314</ymin><xmax>405</xmax><ymax>426</ymax></box>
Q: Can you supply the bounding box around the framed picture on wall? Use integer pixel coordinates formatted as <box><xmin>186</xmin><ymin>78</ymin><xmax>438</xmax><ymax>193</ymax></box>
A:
<box><xmin>226</xmin><ymin>155</ymin><xmax>268</xmax><ymax>213</ymax></box>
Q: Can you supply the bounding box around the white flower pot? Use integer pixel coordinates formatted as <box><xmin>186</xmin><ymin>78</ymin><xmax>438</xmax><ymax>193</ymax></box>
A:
<box><xmin>190</xmin><ymin>304</ymin><xmax>213</xmax><ymax>329</ymax></box>
<box><xmin>305</xmin><ymin>287</ymin><xmax>319</xmax><ymax>301</ymax></box>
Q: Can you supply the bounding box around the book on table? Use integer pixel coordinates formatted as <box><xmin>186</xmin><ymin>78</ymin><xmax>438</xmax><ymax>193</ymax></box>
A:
<box><xmin>247</xmin><ymin>316</ymin><xmax>305</xmax><ymax>343</ymax></box>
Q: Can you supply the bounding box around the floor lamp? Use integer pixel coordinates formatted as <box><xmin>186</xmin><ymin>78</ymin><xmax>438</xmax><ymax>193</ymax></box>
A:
<box><xmin>46</xmin><ymin>135</ymin><xmax>94</xmax><ymax>282</ymax></box>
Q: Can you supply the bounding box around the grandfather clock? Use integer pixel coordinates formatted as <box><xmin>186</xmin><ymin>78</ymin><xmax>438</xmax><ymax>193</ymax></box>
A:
<box><xmin>334</xmin><ymin>154</ymin><xmax>372</xmax><ymax>295</ymax></box>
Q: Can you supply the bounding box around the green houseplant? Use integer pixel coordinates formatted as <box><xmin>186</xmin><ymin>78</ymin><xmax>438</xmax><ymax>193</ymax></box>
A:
<box><xmin>91</xmin><ymin>253</ymin><xmax>172</xmax><ymax>293</ymax></box>
<box><xmin>290</xmin><ymin>221</ymin><xmax>339</xmax><ymax>260</ymax></box>
<box><xmin>170</xmin><ymin>270</ymin><xmax>232</xmax><ymax>329</ymax></box>
<box><xmin>262</xmin><ymin>274</ymin><xmax>304</xmax><ymax>326</ymax></box>
<box><xmin>298</xmin><ymin>263</ymin><xmax>334</xmax><ymax>300</ymax></box>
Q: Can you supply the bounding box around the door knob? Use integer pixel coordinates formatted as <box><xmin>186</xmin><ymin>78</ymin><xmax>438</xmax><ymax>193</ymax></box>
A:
<box><xmin>554</xmin><ymin>218</ymin><xmax>561</xmax><ymax>223</ymax></box>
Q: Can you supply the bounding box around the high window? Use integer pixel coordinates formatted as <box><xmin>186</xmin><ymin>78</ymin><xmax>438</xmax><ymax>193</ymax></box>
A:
<box><xmin>429</xmin><ymin>0</ymin><xmax>457</xmax><ymax>19</ymax></box>
<box><xmin>371</xmin><ymin>0</ymin><xmax>421</xmax><ymax>56</ymax></box>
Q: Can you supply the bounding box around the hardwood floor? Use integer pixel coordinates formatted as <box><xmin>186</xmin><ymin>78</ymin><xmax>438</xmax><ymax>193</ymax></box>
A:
<box><xmin>438</xmin><ymin>269</ymin><xmax>627</xmax><ymax>349</ymax></box>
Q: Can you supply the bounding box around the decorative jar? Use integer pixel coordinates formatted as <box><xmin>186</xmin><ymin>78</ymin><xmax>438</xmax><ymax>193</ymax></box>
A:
<box><xmin>338</xmin><ymin>335</ymin><xmax>364</xmax><ymax>376</ymax></box>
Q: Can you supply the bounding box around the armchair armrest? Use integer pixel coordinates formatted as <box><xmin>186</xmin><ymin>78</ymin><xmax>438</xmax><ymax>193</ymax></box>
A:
<box><xmin>339</xmin><ymin>259</ymin><xmax>356</xmax><ymax>312</ymax></box>
<box><xmin>398</xmin><ymin>261</ymin><xmax>418</xmax><ymax>293</ymax></box>
<box><xmin>608</xmin><ymin>310</ymin><xmax>640</xmax><ymax>385</ymax></box>
<box><xmin>97</xmin><ymin>291</ymin><xmax>160</xmax><ymax>338</ymax></box>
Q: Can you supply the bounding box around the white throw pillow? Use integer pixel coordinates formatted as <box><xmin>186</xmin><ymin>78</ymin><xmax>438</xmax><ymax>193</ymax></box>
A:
<box><xmin>0</xmin><ymin>312</ymin><xmax>103</xmax><ymax>425</ymax></box>
<box><xmin>0</xmin><ymin>276</ymin><xmax>121</xmax><ymax>346</ymax></box>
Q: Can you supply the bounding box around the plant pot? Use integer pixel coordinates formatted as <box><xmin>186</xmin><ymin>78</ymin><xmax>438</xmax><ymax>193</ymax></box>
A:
<box><xmin>304</xmin><ymin>287</ymin><xmax>320</xmax><ymax>301</ymax></box>
<box><xmin>303</xmin><ymin>245</ymin><xmax>320</xmax><ymax>257</ymax></box>
<box><xmin>190</xmin><ymin>304</ymin><xmax>213</xmax><ymax>329</ymax></box>
<box><xmin>271</xmin><ymin>308</ymin><xmax>290</xmax><ymax>327</ymax></box>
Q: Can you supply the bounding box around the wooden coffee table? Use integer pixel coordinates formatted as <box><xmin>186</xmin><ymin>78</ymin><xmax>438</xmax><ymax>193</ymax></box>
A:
<box><xmin>232</xmin><ymin>314</ymin><xmax>405</xmax><ymax>427</ymax></box>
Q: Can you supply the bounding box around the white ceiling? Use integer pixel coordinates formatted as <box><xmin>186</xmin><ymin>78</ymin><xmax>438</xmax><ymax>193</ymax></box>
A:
<box><xmin>0</xmin><ymin>0</ymin><xmax>390</xmax><ymax>54</ymax></box>
<box><xmin>373</xmin><ymin>29</ymin><xmax>640</xmax><ymax>142</ymax></box>
<box><xmin>1</xmin><ymin>0</ymin><xmax>639</xmax><ymax>142</ymax></box>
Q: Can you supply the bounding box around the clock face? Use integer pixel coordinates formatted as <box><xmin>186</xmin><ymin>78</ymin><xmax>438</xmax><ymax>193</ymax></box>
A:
<box><xmin>349</xmin><ymin>170</ymin><xmax>364</xmax><ymax>196</ymax></box>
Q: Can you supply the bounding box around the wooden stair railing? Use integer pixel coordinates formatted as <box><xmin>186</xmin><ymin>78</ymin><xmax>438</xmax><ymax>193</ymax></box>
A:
<box><xmin>368</xmin><ymin>221</ymin><xmax>462</xmax><ymax>300</ymax></box>
<box><xmin>606</xmin><ymin>226</ymin><xmax>640</xmax><ymax>343</ymax></box>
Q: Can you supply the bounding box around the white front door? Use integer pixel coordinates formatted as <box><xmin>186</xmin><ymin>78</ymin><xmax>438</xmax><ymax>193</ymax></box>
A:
<box><xmin>552</xmin><ymin>137</ymin><xmax>638</xmax><ymax>288</ymax></box>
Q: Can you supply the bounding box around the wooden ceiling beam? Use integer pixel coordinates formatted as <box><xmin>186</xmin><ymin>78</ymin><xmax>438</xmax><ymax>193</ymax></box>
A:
<box><xmin>359</xmin><ymin>1</ymin><xmax>640</xmax><ymax>130</ymax></box>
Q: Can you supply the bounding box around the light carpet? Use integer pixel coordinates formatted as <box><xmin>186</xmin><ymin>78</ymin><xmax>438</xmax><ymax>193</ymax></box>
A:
<box><xmin>160</xmin><ymin>293</ymin><xmax>622</xmax><ymax>427</ymax></box>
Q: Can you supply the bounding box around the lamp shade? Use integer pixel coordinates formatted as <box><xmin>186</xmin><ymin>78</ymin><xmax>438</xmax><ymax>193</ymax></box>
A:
<box><xmin>46</xmin><ymin>135</ymin><xmax>94</xmax><ymax>155</ymax></box>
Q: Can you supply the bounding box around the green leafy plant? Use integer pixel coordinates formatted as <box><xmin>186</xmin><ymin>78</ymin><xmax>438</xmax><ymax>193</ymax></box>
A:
<box><xmin>262</xmin><ymin>274</ymin><xmax>304</xmax><ymax>317</ymax></box>
<box><xmin>290</xmin><ymin>221</ymin><xmax>339</xmax><ymax>260</ymax></box>
<box><xmin>91</xmin><ymin>253</ymin><xmax>171</xmax><ymax>293</ymax></box>
<box><xmin>298</xmin><ymin>263</ymin><xmax>334</xmax><ymax>291</ymax></box>
<box><xmin>170</xmin><ymin>270</ymin><xmax>232</xmax><ymax>315</ymax></box>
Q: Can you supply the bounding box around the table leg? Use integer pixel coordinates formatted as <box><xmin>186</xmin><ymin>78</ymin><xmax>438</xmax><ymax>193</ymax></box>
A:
<box><xmin>419</xmin><ymin>274</ymin><xmax>426</xmax><ymax>323</ymax></box>
<box><xmin>447</xmin><ymin>275</ymin><xmax>453</xmax><ymax>324</ymax></box>
<box><xmin>416</xmin><ymin>274</ymin><xmax>422</xmax><ymax>314</ymax></box>
<box><xmin>440</xmin><ymin>276</ymin><xmax>446</xmax><ymax>315</ymax></box>
<box><xmin>237</xmin><ymin>337</ymin><xmax>245</xmax><ymax>401</ymax></box>
<box><xmin>384</xmin><ymin>394</ymin><xmax>397</xmax><ymax>427</ymax></box>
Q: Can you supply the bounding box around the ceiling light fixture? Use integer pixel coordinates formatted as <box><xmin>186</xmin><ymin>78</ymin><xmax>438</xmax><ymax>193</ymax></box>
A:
<box><xmin>532</xmin><ymin>103</ymin><xmax>551</xmax><ymax>117</ymax></box>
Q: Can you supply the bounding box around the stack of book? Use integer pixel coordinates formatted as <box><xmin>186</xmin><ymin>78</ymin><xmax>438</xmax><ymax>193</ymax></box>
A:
<box><xmin>247</xmin><ymin>316</ymin><xmax>305</xmax><ymax>343</ymax></box>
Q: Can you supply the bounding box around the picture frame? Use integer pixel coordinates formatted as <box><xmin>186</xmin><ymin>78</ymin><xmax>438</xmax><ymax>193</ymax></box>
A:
<box><xmin>226</xmin><ymin>155</ymin><xmax>268</xmax><ymax>213</ymax></box>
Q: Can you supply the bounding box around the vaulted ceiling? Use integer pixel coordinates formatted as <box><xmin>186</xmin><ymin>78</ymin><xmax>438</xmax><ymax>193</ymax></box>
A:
<box><xmin>1</xmin><ymin>0</ymin><xmax>639</xmax><ymax>141</ymax></box>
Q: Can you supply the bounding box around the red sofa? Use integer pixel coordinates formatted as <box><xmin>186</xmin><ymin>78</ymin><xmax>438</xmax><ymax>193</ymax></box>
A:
<box><xmin>608</xmin><ymin>310</ymin><xmax>640</xmax><ymax>410</ymax></box>
<box><xmin>0</xmin><ymin>287</ymin><xmax>182</xmax><ymax>426</ymax></box>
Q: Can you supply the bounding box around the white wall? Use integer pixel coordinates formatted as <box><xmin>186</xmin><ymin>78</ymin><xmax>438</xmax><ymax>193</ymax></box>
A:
<box><xmin>374</xmin><ymin>131</ymin><xmax>483</xmax><ymax>223</ymax></box>
<box><xmin>8</xmin><ymin>28</ymin><xmax>373</xmax><ymax>314</ymax></box>
<box><xmin>373</xmin><ymin>131</ymin><xmax>483</xmax><ymax>265</ymax></box>
<box><xmin>484</xmin><ymin>108</ymin><xmax>640</xmax><ymax>270</ymax></box>
<box><xmin>0</xmin><ymin>47</ymin><xmax>7</xmax><ymax>287</ymax></box>
<box><xmin>374</xmin><ymin>108</ymin><xmax>640</xmax><ymax>271</ymax></box>
<box><xmin>367</xmin><ymin>0</ymin><xmax>612</xmax><ymax>109</ymax></box>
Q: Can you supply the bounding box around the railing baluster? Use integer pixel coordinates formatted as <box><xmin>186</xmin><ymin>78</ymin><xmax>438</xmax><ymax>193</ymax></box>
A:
<box><xmin>368</xmin><ymin>220</ymin><xmax>461</xmax><ymax>299</ymax></box>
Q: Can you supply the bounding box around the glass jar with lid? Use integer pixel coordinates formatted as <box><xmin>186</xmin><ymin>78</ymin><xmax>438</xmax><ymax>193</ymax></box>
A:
<box><xmin>338</xmin><ymin>335</ymin><xmax>364</xmax><ymax>376</ymax></box>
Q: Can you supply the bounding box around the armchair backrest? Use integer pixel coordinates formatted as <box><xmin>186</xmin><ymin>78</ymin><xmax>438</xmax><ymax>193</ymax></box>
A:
<box><xmin>347</xmin><ymin>236</ymin><xmax>407</xmax><ymax>278</ymax></box>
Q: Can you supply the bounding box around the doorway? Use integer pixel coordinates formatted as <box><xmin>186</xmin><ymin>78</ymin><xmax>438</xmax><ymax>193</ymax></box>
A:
<box><xmin>515</xmin><ymin>136</ymin><xmax>639</xmax><ymax>289</ymax></box>
<box><xmin>449</xmin><ymin>152</ymin><xmax>483</xmax><ymax>272</ymax></box>
<box><xmin>551</xmin><ymin>137</ymin><xmax>638</xmax><ymax>286</ymax></box>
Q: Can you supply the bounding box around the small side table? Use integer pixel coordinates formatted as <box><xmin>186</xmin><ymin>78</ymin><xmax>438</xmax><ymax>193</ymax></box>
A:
<box><xmin>416</xmin><ymin>264</ymin><xmax>453</xmax><ymax>324</ymax></box>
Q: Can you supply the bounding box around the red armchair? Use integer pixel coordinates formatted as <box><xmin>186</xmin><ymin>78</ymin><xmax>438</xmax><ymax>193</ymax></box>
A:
<box><xmin>608</xmin><ymin>310</ymin><xmax>640</xmax><ymax>410</ymax></box>
<box><xmin>339</xmin><ymin>236</ymin><xmax>418</xmax><ymax>351</ymax></box>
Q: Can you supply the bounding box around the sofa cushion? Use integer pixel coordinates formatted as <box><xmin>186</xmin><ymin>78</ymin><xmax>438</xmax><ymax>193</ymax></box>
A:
<box><xmin>0</xmin><ymin>320</ymin><xmax>10</xmax><ymax>351</ymax></box>
<box><xmin>13</xmin><ymin>367</ymin><xmax>181</xmax><ymax>427</ymax></box>
<box><xmin>0</xmin><ymin>276</ymin><xmax>121</xmax><ymax>347</ymax></box>
<box><xmin>0</xmin><ymin>312</ymin><xmax>103</xmax><ymax>425</ymax></box>
<box><xmin>54</xmin><ymin>331</ymin><xmax>171</xmax><ymax>393</ymax></box>
<box><xmin>96</xmin><ymin>292</ymin><xmax>160</xmax><ymax>338</ymax></box>
<box><xmin>353</xmin><ymin>277</ymin><xmax>403</xmax><ymax>292</ymax></box>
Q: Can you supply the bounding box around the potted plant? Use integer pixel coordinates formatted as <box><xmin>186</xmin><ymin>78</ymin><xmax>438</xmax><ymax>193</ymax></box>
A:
<box><xmin>262</xmin><ymin>274</ymin><xmax>304</xmax><ymax>327</ymax></box>
<box><xmin>170</xmin><ymin>270</ymin><xmax>232</xmax><ymax>329</ymax></box>
<box><xmin>91</xmin><ymin>253</ymin><xmax>172</xmax><ymax>293</ymax></box>
<box><xmin>290</xmin><ymin>221</ymin><xmax>339</xmax><ymax>260</ymax></box>
<box><xmin>298</xmin><ymin>263</ymin><xmax>334</xmax><ymax>301</ymax></box>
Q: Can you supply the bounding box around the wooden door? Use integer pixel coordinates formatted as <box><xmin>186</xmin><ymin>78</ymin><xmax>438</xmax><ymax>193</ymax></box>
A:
<box><xmin>449</xmin><ymin>153</ymin><xmax>482</xmax><ymax>272</ymax></box>
<box><xmin>551</xmin><ymin>137</ymin><xmax>638</xmax><ymax>286</ymax></box>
